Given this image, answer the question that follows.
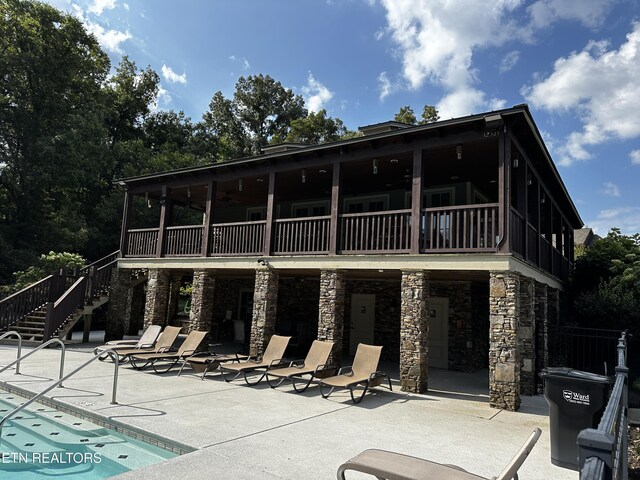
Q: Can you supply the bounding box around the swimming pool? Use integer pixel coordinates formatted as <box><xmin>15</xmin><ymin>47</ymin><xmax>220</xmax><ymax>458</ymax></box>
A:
<box><xmin>0</xmin><ymin>391</ymin><xmax>179</xmax><ymax>479</ymax></box>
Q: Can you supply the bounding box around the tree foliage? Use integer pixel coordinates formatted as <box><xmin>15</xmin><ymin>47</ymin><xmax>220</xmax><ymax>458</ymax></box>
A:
<box><xmin>283</xmin><ymin>109</ymin><xmax>347</xmax><ymax>145</ymax></box>
<box><xmin>11</xmin><ymin>251</ymin><xmax>86</xmax><ymax>292</ymax></box>
<box><xmin>393</xmin><ymin>104</ymin><xmax>440</xmax><ymax>125</ymax></box>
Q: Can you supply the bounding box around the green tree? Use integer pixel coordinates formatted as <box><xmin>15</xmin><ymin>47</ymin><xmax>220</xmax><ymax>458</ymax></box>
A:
<box><xmin>283</xmin><ymin>109</ymin><xmax>347</xmax><ymax>145</ymax></box>
<box><xmin>419</xmin><ymin>105</ymin><xmax>440</xmax><ymax>124</ymax></box>
<box><xmin>394</xmin><ymin>106</ymin><xmax>417</xmax><ymax>125</ymax></box>
<box><xmin>203</xmin><ymin>74</ymin><xmax>306</xmax><ymax>159</ymax></box>
<box><xmin>0</xmin><ymin>0</ymin><xmax>110</xmax><ymax>283</ymax></box>
<box><xmin>11</xmin><ymin>251</ymin><xmax>86</xmax><ymax>292</ymax></box>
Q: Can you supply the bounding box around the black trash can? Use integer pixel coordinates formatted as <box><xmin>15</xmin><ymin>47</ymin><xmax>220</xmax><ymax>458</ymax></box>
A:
<box><xmin>541</xmin><ymin>367</ymin><xmax>611</xmax><ymax>470</ymax></box>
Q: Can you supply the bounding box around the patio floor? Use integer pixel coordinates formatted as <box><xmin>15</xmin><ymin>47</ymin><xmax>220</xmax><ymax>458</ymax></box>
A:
<box><xmin>0</xmin><ymin>341</ymin><xmax>578</xmax><ymax>480</ymax></box>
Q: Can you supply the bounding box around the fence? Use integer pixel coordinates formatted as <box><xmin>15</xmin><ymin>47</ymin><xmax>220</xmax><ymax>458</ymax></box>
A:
<box><xmin>548</xmin><ymin>326</ymin><xmax>622</xmax><ymax>375</ymax></box>
<box><xmin>578</xmin><ymin>331</ymin><xmax>628</xmax><ymax>480</ymax></box>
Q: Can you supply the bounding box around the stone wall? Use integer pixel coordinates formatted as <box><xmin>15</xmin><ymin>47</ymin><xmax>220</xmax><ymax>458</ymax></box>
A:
<box><xmin>105</xmin><ymin>267</ymin><xmax>130</xmax><ymax>342</ymax></box>
<box><xmin>277</xmin><ymin>277</ymin><xmax>320</xmax><ymax>356</ymax></box>
<box><xmin>318</xmin><ymin>270</ymin><xmax>345</xmax><ymax>365</ymax></box>
<box><xmin>143</xmin><ymin>268</ymin><xmax>170</xmax><ymax>329</ymax></box>
<box><xmin>166</xmin><ymin>273</ymin><xmax>184</xmax><ymax>325</ymax></box>
<box><xmin>250</xmin><ymin>268</ymin><xmax>279</xmax><ymax>357</ymax></box>
<box><xmin>489</xmin><ymin>271</ymin><xmax>521</xmax><ymax>411</ymax></box>
<box><xmin>534</xmin><ymin>282</ymin><xmax>548</xmax><ymax>393</ymax></box>
<box><xmin>518</xmin><ymin>277</ymin><xmax>535</xmax><ymax>396</ymax></box>
<box><xmin>188</xmin><ymin>270</ymin><xmax>216</xmax><ymax>348</ymax></box>
<box><xmin>399</xmin><ymin>271</ymin><xmax>429</xmax><ymax>393</ymax></box>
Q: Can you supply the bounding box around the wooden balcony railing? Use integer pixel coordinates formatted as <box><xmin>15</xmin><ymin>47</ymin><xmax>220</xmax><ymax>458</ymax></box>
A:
<box><xmin>540</xmin><ymin>237</ymin><xmax>552</xmax><ymax>272</ymax></box>
<box><xmin>510</xmin><ymin>208</ymin><xmax>525</xmax><ymax>257</ymax></box>
<box><xmin>527</xmin><ymin>223</ymin><xmax>538</xmax><ymax>263</ymax></box>
<box><xmin>165</xmin><ymin>225</ymin><xmax>204</xmax><ymax>256</ymax></box>
<box><xmin>421</xmin><ymin>203</ymin><xmax>498</xmax><ymax>252</ymax></box>
<box><xmin>209</xmin><ymin>220</ymin><xmax>265</xmax><ymax>256</ymax></box>
<box><xmin>273</xmin><ymin>216</ymin><xmax>330</xmax><ymax>255</ymax></box>
<box><xmin>125</xmin><ymin>228</ymin><xmax>159</xmax><ymax>257</ymax></box>
<box><xmin>340</xmin><ymin>209</ymin><xmax>411</xmax><ymax>253</ymax></box>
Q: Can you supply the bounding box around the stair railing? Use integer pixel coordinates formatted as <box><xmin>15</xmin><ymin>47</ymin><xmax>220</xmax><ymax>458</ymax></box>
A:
<box><xmin>43</xmin><ymin>276</ymin><xmax>89</xmax><ymax>342</ymax></box>
<box><xmin>0</xmin><ymin>338</ymin><xmax>65</xmax><ymax>383</ymax></box>
<box><xmin>0</xmin><ymin>274</ymin><xmax>66</xmax><ymax>331</ymax></box>
<box><xmin>0</xmin><ymin>332</ymin><xmax>22</xmax><ymax>374</ymax></box>
<box><xmin>0</xmin><ymin>348</ymin><xmax>120</xmax><ymax>442</ymax></box>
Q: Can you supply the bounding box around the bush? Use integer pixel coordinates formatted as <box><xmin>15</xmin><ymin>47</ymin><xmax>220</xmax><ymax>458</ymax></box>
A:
<box><xmin>11</xmin><ymin>251</ymin><xmax>87</xmax><ymax>292</ymax></box>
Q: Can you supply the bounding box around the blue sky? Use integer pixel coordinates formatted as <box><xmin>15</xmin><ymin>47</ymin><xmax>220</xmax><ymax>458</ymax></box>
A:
<box><xmin>46</xmin><ymin>0</ymin><xmax>640</xmax><ymax>236</ymax></box>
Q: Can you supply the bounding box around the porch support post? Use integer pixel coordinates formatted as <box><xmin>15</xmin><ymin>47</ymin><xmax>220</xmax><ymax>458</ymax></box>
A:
<box><xmin>498</xmin><ymin>128</ymin><xmax>512</xmax><ymax>253</ymax></box>
<box><xmin>318</xmin><ymin>269</ymin><xmax>345</xmax><ymax>365</ymax></box>
<box><xmin>105</xmin><ymin>267</ymin><xmax>130</xmax><ymax>342</ymax></box>
<box><xmin>329</xmin><ymin>162</ymin><xmax>341</xmax><ymax>255</ymax></box>
<box><xmin>250</xmin><ymin>268</ymin><xmax>279</xmax><ymax>357</ymax></box>
<box><xmin>156</xmin><ymin>185</ymin><xmax>172</xmax><ymax>258</ymax></box>
<box><xmin>410</xmin><ymin>149</ymin><xmax>423</xmax><ymax>254</ymax></box>
<box><xmin>189</xmin><ymin>269</ymin><xmax>216</xmax><ymax>348</ymax></box>
<box><xmin>489</xmin><ymin>271</ymin><xmax>521</xmax><ymax>411</ymax></box>
<box><xmin>263</xmin><ymin>172</ymin><xmax>276</xmax><ymax>256</ymax></box>
<box><xmin>201</xmin><ymin>181</ymin><xmax>215</xmax><ymax>257</ymax></box>
<box><xmin>519</xmin><ymin>276</ymin><xmax>536</xmax><ymax>396</ymax></box>
<box><xmin>119</xmin><ymin>189</ymin><xmax>133</xmax><ymax>257</ymax></box>
<box><xmin>400</xmin><ymin>270</ymin><xmax>429</xmax><ymax>393</ymax></box>
<box><xmin>534</xmin><ymin>282</ymin><xmax>548</xmax><ymax>393</ymax></box>
<box><xmin>143</xmin><ymin>268</ymin><xmax>171</xmax><ymax>328</ymax></box>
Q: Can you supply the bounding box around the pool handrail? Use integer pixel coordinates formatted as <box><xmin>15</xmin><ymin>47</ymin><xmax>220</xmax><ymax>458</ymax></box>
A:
<box><xmin>0</xmin><ymin>348</ymin><xmax>120</xmax><ymax>441</ymax></box>
<box><xmin>0</xmin><ymin>331</ymin><xmax>22</xmax><ymax>374</ymax></box>
<box><xmin>0</xmin><ymin>338</ymin><xmax>65</xmax><ymax>384</ymax></box>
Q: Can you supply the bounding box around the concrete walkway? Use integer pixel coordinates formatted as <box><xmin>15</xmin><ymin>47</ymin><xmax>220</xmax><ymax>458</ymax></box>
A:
<box><xmin>0</xmin><ymin>343</ymin><xmax>578</xmax><ymax>480</ymax></box>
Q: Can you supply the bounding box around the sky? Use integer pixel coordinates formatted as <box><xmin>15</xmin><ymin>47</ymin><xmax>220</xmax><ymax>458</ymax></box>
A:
<box><xmin>44</xmin><ymin>0</ymin><xmax>640</xmax><ymax>236</ymax></box>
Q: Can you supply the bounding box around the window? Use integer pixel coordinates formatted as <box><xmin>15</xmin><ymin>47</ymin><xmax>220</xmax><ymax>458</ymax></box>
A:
<box><xmin>291</xmin><ymin>200</ymin><xmax>330</xmax><ymax>218</ymax></box>
<box><xmin>344</xmin><ymin>195</ymin><xmax>388</xmax><ymax>213</ymax></box>
<box><xmin>246</xmin><ymin>207</ymin><xmax>266</xmax><ymax>221</ymax></box>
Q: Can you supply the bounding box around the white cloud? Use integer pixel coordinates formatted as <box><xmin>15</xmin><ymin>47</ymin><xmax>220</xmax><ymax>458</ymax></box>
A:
<box><xmin>587</xmin><ymin>206</ymin><xmax>640</xmax><ymax>236</ymax></box>
<box><xmin>151</xmin><ymin>86</ymin><xmax>171</xmax><ymax>112</ymax></box>
<box><xmin>378</xmin><ymin>71</ymin><xmax>392</xmax><ymax>101</ymax></box>
<box><xmin>630</xmin><ymin>149</ymin><xmax>640</xmax><ymax>165</ymax></box>
<box><xmin>161</xmin><ymin>64</ymin><xmax>187</xmax><ymax>85</ymax></box>
<box><xmin>489</xmin><ymin>97</ymin><xmax>507</xmax><ymax>111</ymax></box>
<box><xmin>524</xmin><ymin>23</ymin><xmax>640</xmax><ymax>166</ymax></box>
<box><xmin>500</xmin><ymin>50</ymin><xmax>520</xmax><ymax>73</ymax></box>
<box><xmin>527</xmin><ymin>0</ymin><xmax>614</xmax><ymax>29</ymax></box>
<box><xmin>301</xmin><ymin>73</ymin><xmax>333</xmax><ymax>112</ymax></box>
<box><xmin>601</xmin><ymin>182</ymin><xmax>621</xmax><ymax>197</ymax></box>
<box><xmin>88</xmin><ymin>0</ymin><xmax>116</xmax><ymax>16</ymax></box>
<box><xmin>84</xmin><ymin>21</ymin><xmax>131</xmax><ymax>53</ymax></box>
<box><xmin>229</xmin><ymin>55</ymin><xmax>251</xmax><ymax>70</ymax></box>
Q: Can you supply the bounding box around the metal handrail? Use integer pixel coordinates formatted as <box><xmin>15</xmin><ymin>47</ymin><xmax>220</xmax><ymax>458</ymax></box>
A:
<box><xmin>0</xmin><ymin>348</ymin><xmax>120</xmax><ymax>441</ymax></box>
<box><xmin>0</xmin><ymin>332</ymin><xmax>22</xmax><ymax>375</ymax></box>
<box><xmin>0</xmin><ymin>338</ymin><xmax>65</xmax><ymax>384</ymax></box>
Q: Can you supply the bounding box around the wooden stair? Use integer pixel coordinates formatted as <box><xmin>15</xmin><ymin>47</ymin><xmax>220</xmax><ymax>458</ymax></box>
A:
<box><xmin>10</xmin><ymin>308</ymin><xmax>47</xmax><ymax>342</ymax></box>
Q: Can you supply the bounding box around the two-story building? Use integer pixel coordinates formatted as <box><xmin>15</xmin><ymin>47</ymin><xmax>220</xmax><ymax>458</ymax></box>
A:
<box><xmin>109</xmin><ymin>104</ymin><xmax>582</xmax><ymax>411</ymax></box>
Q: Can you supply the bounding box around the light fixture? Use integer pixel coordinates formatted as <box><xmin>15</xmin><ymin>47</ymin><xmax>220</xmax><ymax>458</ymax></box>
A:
<box><xmin>187</xmin><ymin>186</ymin><xmax>191</xmax><ymax>199</ymax></box>
<box><xmin>513</xmin><ymin>155</ymin><xmax>519</xmax><ymax>168</ymax></box>
<box><xmin>541</xmin><ymin>192</ymin><xmax>546</xmax><ymax>204</ymax></box>
<box><xmin>489</xmin><ymin>179</ymin><xmax>497</xmax><ymax>184</ymax></box>
<box><xmin>373</xmin><ymin>158</ymin><xmax>378</xmax><ymax>174</ymax></box>
<box><xmin>238</xmin><ymin>178</ymin><xmax>243</xmax><ymax>192</ymax></box>
<box><xmin>451</xmin><ymin>175</ymin><xmax>459</xmax><ymax>181</ymax></box>
<box><xmin>456</xmin><ymin>145</ymin><xmax>463</xmax><ymax>160</ymax></box>
<box><xmin>318</xmin><ymin>169</ymin><xmax>327</xmax><ymax>174</ymax></box>
<box><xmin>301</xmin><ymin>169</ymin><xmax>306</xmax><ymax>183</ymax></box>
<box><xmin>390</xmin><ymin>158</ymin><xmax>399</xmax><ymax>164</ymax></box>
<box><xmin>256</xmin><ymin>178</ymin><xmax>264</xmax><ymax>182</ymax></box>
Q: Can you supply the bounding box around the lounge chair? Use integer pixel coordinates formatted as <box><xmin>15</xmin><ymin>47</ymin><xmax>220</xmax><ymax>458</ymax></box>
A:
<box><xmin>104</xmin><ymin>325</ymin><xmax>182</xmax><ymax>363</ymax></box>
<box><xmin>128</xmin><ymin>330</ymin><xmax>208</xmax><ymax>373</ymax></box>
<box><xmin>319</xmin><ymin>343</ymin><xmax>391</xmax><ymax>404</ymax></box>
<box><xmin>178</xmin><ymin>351</ymin><xmax>251</xmax><ymax>379</ymax></box>
<box><xmin>336</xmin><ymin>428</ymin><xmax>542</xmax><ymax>480</ymax></box>
<box><xmin>219</xmin><ymin>334</ymin><xmax>291</xmax><ymax>385</ymax></box>
<box><xmin>94</xmin><ymin>325</ymin><xmax>162</xmax><ymax>359</ymax></box>
<box><xmin>265</xmin><ymin>340</ymin><xmax>335</xmax><ymax>392</ymax></box>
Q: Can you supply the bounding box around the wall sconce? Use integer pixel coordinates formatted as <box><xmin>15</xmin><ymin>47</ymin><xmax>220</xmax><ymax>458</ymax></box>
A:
<box><xmin>541</xmin><ymin>191</ymin><xmax>546</xmax><ymax>204</ymax></box>
<box><xmin>301</xmin><ymin>169</ymin><xmax>306</xmax><ymax>183</ymax></box>
<box><xmin>456</xmin><ymin>145</ymin><xmax>463</xmax><ymax>160</ymax></box>
<box><xmin>513</xmin><ymin>156</ymin><xmax>519</xmax><ymax>168</ymax></box>
<box><xmin>238</xmin><ymin>178</ymin><xmax>243</xmax><ymax>192</ymax></box>
<box><xmin>187</xmin><ymin>186</ymin><xmax>191</xmax><ymax>199</ymax></box>
<box><xmin>373</xmin><ymin>158</ymin><xmax>378</xmax><ymax>174</ymax></box>
<box><xmin>527</xmin><ymin>173</ymin><xmax>533</xmax><ymax>186</ymax></box>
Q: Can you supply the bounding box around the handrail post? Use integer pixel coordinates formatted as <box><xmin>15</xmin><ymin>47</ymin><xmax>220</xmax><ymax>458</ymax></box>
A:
<box><xmin>0</xmin><ymin>338</ymin><xmax>65</xmax><ymax>381</ymax></box>
<box><xmin>0</xmin><ymin>332</ymin><xmax>22</xmax><ymax>375</ymax></box>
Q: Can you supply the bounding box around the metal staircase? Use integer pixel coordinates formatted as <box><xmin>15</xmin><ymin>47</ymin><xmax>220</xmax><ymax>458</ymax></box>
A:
<box><xmin>0</xmin><ymin>251</ymin><xmax>120</xmax><ymax>343</ymax></box>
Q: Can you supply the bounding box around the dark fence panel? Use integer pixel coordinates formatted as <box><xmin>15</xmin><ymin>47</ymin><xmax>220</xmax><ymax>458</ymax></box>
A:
<box><xmin>548</xmin><ymin>326</ymin><xmax>622</xmax><ymax>375</ymax></box>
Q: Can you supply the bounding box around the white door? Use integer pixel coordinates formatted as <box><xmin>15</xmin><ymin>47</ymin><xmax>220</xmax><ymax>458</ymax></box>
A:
<box><xmin>349</xmin><ymin>294</ymin><xmax>375</xmax><ymax>354</ymax></box>
<box><xmin>428</xmin><ymin>297</ymin><xmax>449</xmax><ymax>369</ymax></box>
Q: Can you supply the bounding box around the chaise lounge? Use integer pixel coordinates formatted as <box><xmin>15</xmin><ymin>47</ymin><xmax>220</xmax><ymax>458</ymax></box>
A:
<box><xmin>219</xmin><ymin>334</ymin><xmax>291</xmax><ymax>385</ymax></box>
<box><xmin>102</xmin><ymin>325</ymin><xmax>182</xmax><ymax>363</ymax></box>
<box><xmin>128</xmin><ymin>330</ymin><xmax>208</xmax><ymax>373</ymax></box>
<box><xmin>265</xmin><ymin>340</ymin><xmax>335</xmax><ymax>392</ymax></box>
<box><xmin>336</xmin><ymin>427</ymin><xmax>542</xmax><ymax>480</ymax></box>
<box><xmin>319</xmin><ymin>343</ymin><xmax>391</xmax><ymax>404</ymax></box>
<box><xmin>94</xmin><ymin>324</ymin><xmax>162</xmax><ymax>359</ymax></box>
<box><xmin>178</xmin><ymin>351</ymin><xmax>250</xmax><ymax>379</ymax></box>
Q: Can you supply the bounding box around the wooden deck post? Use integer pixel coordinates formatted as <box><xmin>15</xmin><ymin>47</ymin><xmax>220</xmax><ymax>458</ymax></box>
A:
<box><xmin>410</xmin><ymin>149</ymin><xmax>423</xmax><ymax>254</ymax></box>
<box><xmin>498</xmin><ymin>129</ymin><xmax>511</xmax><ymax>253</ymax></box>
<box><xmin>201</xmin><ymin>181</ymin><xmax>215</xmax><ymax>257</ymax></box>
<box><xmin>156</xmin><ymin>185</ymin><xmax>171</xmax><ymax>258</ymax></box>
<box><xmin>329</xmin><ymin>161</ymin><xmax>341</xmax><ymax>255</ymax></box>
<box><xmin>119</xmin><ymin>189</ymin><xmax>132</xmax><ymax>257</ymax></box>
<box><xmin>263</xmin><ymin>172</ymin><xmax>276</xmax><ymax>256</ymax></box>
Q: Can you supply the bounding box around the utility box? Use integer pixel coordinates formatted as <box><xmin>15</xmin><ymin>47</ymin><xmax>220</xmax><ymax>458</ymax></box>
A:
<box><xmin>541</xmin><ymin>367</ymin><xmax>611</xmax><ymax>470</ymax></box>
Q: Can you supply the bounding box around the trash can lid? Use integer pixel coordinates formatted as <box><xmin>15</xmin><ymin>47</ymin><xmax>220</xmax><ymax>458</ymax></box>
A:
<box><xmin>540</xmin><ymin>367</ymin><xmax>610</xmax><ymax>383</ymax></box>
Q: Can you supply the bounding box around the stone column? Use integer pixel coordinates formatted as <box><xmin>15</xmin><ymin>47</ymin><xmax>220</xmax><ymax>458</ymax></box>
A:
<box><xmin>317</xmin><ymin>270</ymin><xmax>345</xmax><ymax>365</ymax></box>
<box><xmin>534</xmin><ymin>282</ymin><xmax>548</xmax><ymax>394</ymax></box>
<box><xmin>489</xmin><ymin>271</ymin><xmax>521</xmax><ymax>411</ymax></box>
<box><xmin>519</xmin><ymin>276</ymin><xmax>535</xmax><ymax>396</ymax></box>
<box><xmin>400</xmin><ymin>270</ymin><xmax>429</xmax><ymax>393</ymax></box>
<box><xmin>189</xmin><ymin>270</ymin><xmax>216</xmax><ymax>347</ymax></box>
<box><xmin>143</xmin><ymin>268</ymin><xmax>171</xmax><ymax>329</ymax></box>
<box><xmin>166</xmin><ymin>273</ymin><xmax>183</xmax><ymax>325</ymax></box>
<box><xmin>105</xmin><ymin>267</ymin><xmax>130</xmax><ymax>342</ymax></box>
<box><xmin>250</xmin><ymin>268</ymin><xmax>279</xmax><ymax>357</ymax></box>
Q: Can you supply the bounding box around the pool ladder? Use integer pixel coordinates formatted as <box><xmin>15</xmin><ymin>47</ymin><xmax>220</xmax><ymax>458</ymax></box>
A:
<box><xmin>0</xmin><ymin>339</ymin><xmax>120</xmax><ymax>442</ymax></box>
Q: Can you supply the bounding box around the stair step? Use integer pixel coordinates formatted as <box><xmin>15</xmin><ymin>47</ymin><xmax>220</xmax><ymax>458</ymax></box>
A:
<box><xmin>18</xmin><ymin>322</ymin><xmax>45</xmax><ymax>328</ymax></box>
<box><xmin>12</xmin><ymin>326</ymin><xmax>44</xmax><ymax>333</ymax></box>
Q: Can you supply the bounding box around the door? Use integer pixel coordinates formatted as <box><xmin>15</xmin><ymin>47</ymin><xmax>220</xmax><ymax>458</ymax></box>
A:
<box><xmin>428</xmin><ymin>297</ymin><xmax>449</xmax><ymax>369</ymax></box>
<box><xmin>349</xmin><ymin>294</ymin><xmax>375</xmax><ymax>354</ymax></box>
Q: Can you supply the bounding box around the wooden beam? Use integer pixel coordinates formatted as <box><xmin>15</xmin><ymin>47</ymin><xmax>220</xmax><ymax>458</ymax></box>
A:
<box><xmin>156</xmin><ymin>185</ymin><xmax>171</xmax><ymax>258</ymax></box>
<box><xmin>329</xmin><ymin>161</ymin><xmax>341</xmax><ymax>255</ymax></box>
<box><xmin>263</xmin><ymin>172</ymin><xmax>276</xmax><ymax>256</ymax></box>
<box><xmin>410</xmin><ymin>148</ymin><xmax>423</xmax><ymax>254</ymax></box>
<box><xmin>501</xmin><ymin>129</ymin><xmax>512</xmax><ymax>253</ymax></box>
<box><xmin>201</xmin><ymin>181</ymin><xmax>214</xmax><ymax>257</ymax></box>
<box><xmin>118</xmin><ymin>189</ymin><xmax>132</xmax><ymax>257</ymax></box>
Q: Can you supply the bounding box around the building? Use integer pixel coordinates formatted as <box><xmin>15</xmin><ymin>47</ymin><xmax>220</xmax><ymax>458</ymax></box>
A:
<box><xmin>110</xmin><ymin>104</ymin><xmax>582</xmax><ymax>411</ymax></box>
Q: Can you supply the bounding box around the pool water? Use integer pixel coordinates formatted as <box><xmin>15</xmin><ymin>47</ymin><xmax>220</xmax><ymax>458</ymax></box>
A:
<box><xmin>0</xmin><ymin>392</ymin><xmax>178</xmax><ymax>479</ymax></box>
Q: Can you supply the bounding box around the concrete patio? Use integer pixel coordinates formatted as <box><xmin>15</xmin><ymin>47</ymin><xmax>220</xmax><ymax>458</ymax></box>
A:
<box><xmin>0</xmin><ymin>342</ymin><xmax>578</xmax><ymax>480</ymax></box>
